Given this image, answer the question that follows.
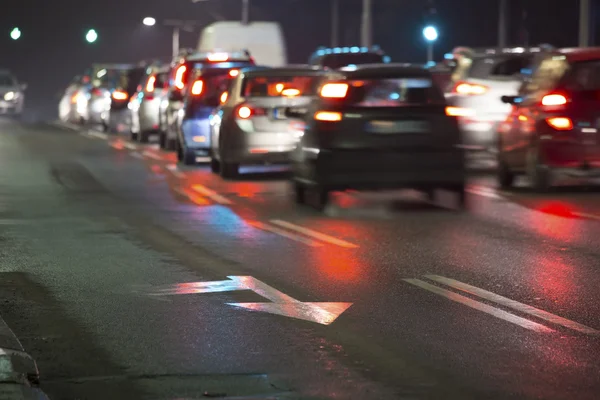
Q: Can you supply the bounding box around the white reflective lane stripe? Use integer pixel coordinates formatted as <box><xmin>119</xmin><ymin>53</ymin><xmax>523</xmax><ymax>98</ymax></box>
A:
<box><xmin>109</xmin><ymin>142</ymin><xmax>124</xmax><ymax>150</ymax></box>
<box><xmin>165</xmin><ymin>164</ymin><xmax>185</xmax><ymax>178</ymax></box>
<box><xmin>79</xmin><ymin>132</ymin><xmax>92</xmax><ymax>139</ymax></box>
<box><xmin>269</xmin><ymin>219</ymin><xmax>358</xmax><ymax>248</ymax></box>
<box><xmin>465</xmin><ymin>186</ymin><xmax>501</xmax><ymax>199</ymax></box>
<box><xmin>123</xmin><ymin>142</ymin><xmax>138</xmax><ymax>150</ymax></box>
<box><xmin>573</xmin><ymin>211</ymin><xmax>600</xmax><ymax>221</ymax></box>
<box><xmin>249</xmin><ymin>221</ymin><xmax>323</xmax><ymax>247</ymax></box>
<box><xmin>191</xmin><ymin>184</ymin><xmax>232</xmax><ymax>205</ymax></box>
<box><xmin>131</xmin><ymin>152</ymin><xmax>144</xmax><ymax>159</ymax></box>
<box><xmin>426</xmin><ymin>275</ymin><xmax>600</xmax><ymax>336</ymax></box>
<box><xmin>404</xmin><ymin>278</ymin><xmax>554</xmax><ymax>333</ymax></box>
<box><xmin>87</xmin><ymin>130</ymin><xmax>109</xmax><ymax>140</ymax></box>
<box><xmin>142</xmin><ymin>151</ymin><xmax>163</xmax><ymax>161</ymax></box>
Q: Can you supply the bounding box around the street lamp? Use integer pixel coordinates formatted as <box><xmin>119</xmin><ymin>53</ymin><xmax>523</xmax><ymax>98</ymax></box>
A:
<box><xmin>86</xmin><ymin>29</ymin><xmax>98</xmax><ymax>43</ymax></box>
<box><xmin>10</xmin><ymin>27</ymin><xmax>21</xmax><ymax>40</ymax></box>
<box><xmin>423</xmin><ymin>25</ymin><xmax>438</xmax><ymax>63</ymax></box>
<box><xmin>143</xmin><ymin>17</ymin><xmax>156</xmax><ymax>27</ymax></box>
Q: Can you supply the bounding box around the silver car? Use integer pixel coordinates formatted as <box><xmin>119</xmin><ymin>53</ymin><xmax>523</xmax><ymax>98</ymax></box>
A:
<box><xmin>0</xmin><ymin>69</ymin><xmax>26</xmax><ymax>117</ymax></box>
<box><xmin>130</xmin><ymin>66</ymin><xmax>170</xmax><ymax>142</ymax></box>
<box><xmin>209</xmin><ymin>66</ymin><xmax>326</xmax><ymax>179</ymax></box>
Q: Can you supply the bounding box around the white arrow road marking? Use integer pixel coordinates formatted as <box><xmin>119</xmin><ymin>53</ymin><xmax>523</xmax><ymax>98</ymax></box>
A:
<box><xmin>426</xmin><ymin>275</ymin><xmax>600</xmax><ymax>336</ymax></box>
<box><xmin>403</xmin><ymin>278</ymin><xmax>554</xmax><ymax>333</ymax></box>
<box><xmin>148</xmin><ymin>276</ymin><xmax>352</xmax><ymax>325</ymax></box>
<box><xmin>269</xmin><ymin>220</ymin><xmax>358</xmax><ymax>248</ymax></box>
<box><xmin>191</xmin><ymin>184</ymin><xmax>232</xmax><ymax>205</ymax></box>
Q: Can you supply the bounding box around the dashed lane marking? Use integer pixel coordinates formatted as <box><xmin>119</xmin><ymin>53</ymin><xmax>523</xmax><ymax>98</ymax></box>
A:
<box><xmin>123</xmin><ymin>142</ymin><xmax>138</xmax><ymax>150</ymax></box>
<box><xmin>191</xmin><ymin>184</ymin><xmax>232</xmax><ymax>205</ymax></box>
<box><xmin>87</xmin><ymin>130</ymin><xmax>109</xmax><ymax>140</ymax></box>
<box><xmin>269</xmin><ymin>219</ymin><xmax>358</xmax><ymax>248</ymax></box>
<box><xmin>165</xmin><ymin>164</ymin><xmax>185</xmax><ymax>179</ymax></box>
<box><xmin>131</xmin><ymin>152</ymin><xmax>144</xmax><ymax>159</ymax></box>
<box><xmin>142</xmin><ymin>151</ymin><xmax>164</xmax><ymax>161</ymax></box>
<box><xmin>403</xmin><ymin>278</ymin><xmax>554</xmax><ymax>333</ymax></box>
<box><xmin>247</xmin><ymin>221</ymin><xmax>323</xmax><ymax>247</ymax></box>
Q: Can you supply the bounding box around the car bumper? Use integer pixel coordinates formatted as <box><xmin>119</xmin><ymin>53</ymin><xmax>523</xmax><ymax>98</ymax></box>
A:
<box><xmin>225</xmin><ymin>147</ymin><xmax>293</xmax><ymax>165</ymax></box>
<box><xmin>0</xmin><ymin>101</ymin><xmax>21</xmax><ymax>115</ymax></box>
<box><xmin>295</xmin><ymin>150</ymin><xmax>465</xmax><ymax>190</ymax></box>
<box><xmin>182</xmin><ymin>118</ymin><xmax>211</xmax><ymax>149</ymax></box>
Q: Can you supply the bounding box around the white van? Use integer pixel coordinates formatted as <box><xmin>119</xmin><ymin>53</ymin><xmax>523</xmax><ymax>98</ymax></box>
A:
<box><xmin>198</xmin><ymin>21</ymin><xmax>287</xmax><ymax>67</ymax></box>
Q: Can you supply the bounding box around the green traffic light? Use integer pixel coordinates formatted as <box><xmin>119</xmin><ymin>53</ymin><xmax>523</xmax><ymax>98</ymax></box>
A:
<box><xmin>10</xmin><ymin>27</ymin><xmax>21</xmax><ymax>40</ymax></box>
<box><xmin>86</xmin><ymin>29</ymin><xmax>98</xmax><ymax>43</ymax></box>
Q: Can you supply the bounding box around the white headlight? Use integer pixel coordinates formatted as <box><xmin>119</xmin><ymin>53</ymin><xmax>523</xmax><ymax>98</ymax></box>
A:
<box><xmin>4</xmin><ymin>92</ymin><xmax>15</xmax><ymax>101</ymax></box>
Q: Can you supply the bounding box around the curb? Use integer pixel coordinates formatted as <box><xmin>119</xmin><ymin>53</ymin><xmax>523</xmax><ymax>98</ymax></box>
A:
<box><xmin>0</xmin><ymin>315</ymin><xmax>49</xmax><ymax>399</ymax></box>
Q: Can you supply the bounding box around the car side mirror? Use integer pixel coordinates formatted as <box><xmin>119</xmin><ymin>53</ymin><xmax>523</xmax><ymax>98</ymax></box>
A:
<box><xmin>501</xmin><ymin>95</ymin><xmax>520</xmax><ymax>104</ymax></box>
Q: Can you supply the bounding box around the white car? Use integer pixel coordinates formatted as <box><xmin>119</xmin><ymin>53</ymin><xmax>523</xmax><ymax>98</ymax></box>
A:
<box><xmin>0</xmin><ymin>69</ymin><xmax>26</xmax><ymax>117</ymax></box>
<box><xmin>444</xmin><ymin>46</ymin><xmax>552</xmax><ymax>153</ymax></box>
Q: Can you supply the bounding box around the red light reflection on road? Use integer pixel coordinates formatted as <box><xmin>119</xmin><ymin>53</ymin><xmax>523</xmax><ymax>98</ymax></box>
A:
<box><xmin>529</xmin><ymin>201</ymin><xmax>578</xmax><ymax>242</ymax></box>
<box><xmin>526</xmin><ymin>251</ymin><xmax>575</xmax><ymax>303</ymax></box>
<box><xmin>310</xmin><ymin>244</ymin><xmax>361</xmax><ymax>282</ymax></box>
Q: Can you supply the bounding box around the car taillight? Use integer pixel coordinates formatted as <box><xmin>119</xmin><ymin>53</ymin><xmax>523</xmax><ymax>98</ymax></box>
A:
<box><xmin>207</xmin><ymin>52</ymin><xmax>229</xmax><ymax>62</ymax></box>
<box><xmin>146</xmin><ymin>76</ymin><xmax>156</xmax><ymax>92</ymax></box>
<box><xmin>546</xmin><ymin>117</ymin><xmax>573</xmax><ymax>130</ymax></box>
<box><xmin>314</xmin><ymin>111</ymin><xmax>342</xmax><ymax>121</ymax></box>
<box><xmin>236</xmin><ymin>105</ymin><xmax>265</xmax><ymax>119</ymax></box>
<box><xmin>229</xmin><ymin>69</ymin><xmax>239</xmax><ymax>77</ymax></box>
<box><xmin>220</xmin><ymin>92</ymin><xmax>228</xmax><ymax>104</ymax></box>
<box><xmin>112</xmin><ymin>90</ymin><xmax>128</xmax><ymax>101</ymax></box>
<box><xmin>541</xmin><ymin>93</ymin><xmax>568</xmax><ymax>106</ymax></box>
<box><xmin>191</xmin><ymin>80</ymin><xmax>204</xmax><ymax>96</ymax></box>
<box><xmin>320</xmin><ymin>83</ymin><xmax>349</xmax><ymax>98</ymax></box>
<box><xmin>452</xmin><ymin>81</ymin><xmax>488</xmax><ymax>95</ymax></box>
<box><xmin>445</xmin><ymin>106</ymin><xmax>474</xmax><ymax>117</ymax></box>
<box><xmin>282</xmin><ymin>88</ymin><xmax>300</xmax><ymax>97</ymax></box>
<box><xmin>175</xmin><ymin>65</ymin><xmax>187</xmax><ymax>90</ymax></box>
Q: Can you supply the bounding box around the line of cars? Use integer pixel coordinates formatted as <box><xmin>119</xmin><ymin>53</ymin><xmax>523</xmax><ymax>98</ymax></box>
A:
<box><xmin>0</xmin><ymin>69</ymin><xmax>26</xmax><ymax>117</ymax></box>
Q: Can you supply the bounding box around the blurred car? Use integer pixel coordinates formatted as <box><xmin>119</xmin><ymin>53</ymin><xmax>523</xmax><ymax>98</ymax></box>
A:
<box><xmin>308</xmin><ymin>46</ymin><xmax>391</xmax><ymax>70</ymax></box>
<box><xmin>0</xmin><ymin>69</ymin><xmax>26</xmax><ymax>117</ymax></box>
<box><xmin>444</xmin><ymin>45</ymin><xmax>554</xmax><ymax>153</ymax></box>
<box><xmin>209</xmin><ymin>66</ymin><xmax>327</xmax><ymax>178</ymax></box>
<box><xmin>160</xmin><ymin>50</ymin><xmax>256</xmax><ymax>151</ymax></box>
<box><xmin>497</xmin><ymin>47</ymin><xmax>600</xmax><ymax>191</ymax></box>
<box><xmin>175</xmin><ymin>65</ymin><xmax>246</xmax><ymax>165</ymax></box>
<box><xmin>130</xmin><ymin>66</ymin><xmax>170</xmax><ymax>142</ymax></box>
<box><xmin>290</xmin><ymin>64</ymin><xmax>466</xmax><ymax>211</ymax></box>
<box><xmin>106</xmin><ymin>65</ymin><xmax>147</xmax><ymax>134</ymax></box>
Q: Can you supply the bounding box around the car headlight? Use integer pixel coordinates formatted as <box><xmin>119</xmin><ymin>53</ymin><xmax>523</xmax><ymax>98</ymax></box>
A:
<box><xmin>4</xmin><ymin>92</ymin><xmax>15</xmax><ymax>101</ymax></box>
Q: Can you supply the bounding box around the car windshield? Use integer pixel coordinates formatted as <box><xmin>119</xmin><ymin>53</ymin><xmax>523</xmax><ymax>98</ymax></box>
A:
<box><xmin>242</xmin><ymin>75</ymin><xmax>321</xmax><ymax>97</ymax></box>
<box><xmin>341</xmin><ymin>77</ymin><xmax>444</xmax><ymax>107</ymax></box>
<box><xmin>317</xmin><ymin>53</ymin><xmax>385</xmax><ymax>69</ymax></box>
<box><xmin>0</xmin><ymin>73</ymin><xmax>16</xmax><ymax>86</ymax></box>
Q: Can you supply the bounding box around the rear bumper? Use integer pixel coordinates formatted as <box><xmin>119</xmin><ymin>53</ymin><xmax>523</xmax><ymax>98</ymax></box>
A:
<box><xmin>295</xmin><ymin>150</ymin><xmax>465</xmax><ymax>190</ymax></box>
<box><xmin>224</xmin><ymin>147</ymin><xmax>293</xmax><ymax>165</ymax></box>
<box><xmin>182</xmin><ymin>118</ymin><xmax>211</xmax><ymax>149</ymax></box>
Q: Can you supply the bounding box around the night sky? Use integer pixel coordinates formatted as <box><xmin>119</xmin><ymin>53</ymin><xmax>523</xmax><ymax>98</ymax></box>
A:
<box><xmin>0</xmin><ymin>0</ymin><xmax>587</xmax><ymax>120</ymax></box>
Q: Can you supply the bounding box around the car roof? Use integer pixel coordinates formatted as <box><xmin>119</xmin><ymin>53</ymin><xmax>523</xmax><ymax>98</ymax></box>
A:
<box><xmin>558</xmin><ymin>47</ymin><xmax>600</xmax><ymax>63</ymax></box>
<box><xmin>241</xmin><ymin>65</ymin><xmax>327</xmax><ymax>77</ymax></box>
<box><xmin>333</xmin><ymin>63</ymin><xmax>431</xmax><ymax>79</ymax></box>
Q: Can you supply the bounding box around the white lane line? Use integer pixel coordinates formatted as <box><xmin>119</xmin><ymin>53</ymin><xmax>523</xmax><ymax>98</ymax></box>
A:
<box><xmin>123</xmin><ymin>142</ymin><xmax>138</xmax><ymax>150</ymax></box>
<box><xmin>248</xmin><ymin>221</ymin><xmax>323</xmax><ymax>247</ymax></box>
<box><xmin>426</xmin><ymin>275</ymin><xmax>600</xmax><ymax>336</ymax></box>
<box><xmin>109</xmin><ymin>142</ymin><xmax>124</xmax><ymax>150</ymax></box>
<box><xmin>404</xmin><ymin>279</ymin><xmax>554</xmax><ymax>333</ymax></box>
<box><xmin>573</xmin><ymin>211</ymin><xmax>600</xmax><ymax>221</ymax></box>
<box><xmin>79</xmin><ymin>132</ymin><xmax>93</xmax><ymax>139</ymax></box>
<box><xmin>131</xmin><ymin>152</ymin><xmax>144</xmax><ymax>159</ymax></box>
<box><xmin>465</xmin><ymin>186</ymin><xmax>501</xmax><ymax>199</ymax></box>
<box><xmin>52</xmin><ymin>121</ymin><xmax>81</xmax><ymax>131</ymax></box>
<box><xmin>142</xmin><ymin>151</ymin><xmax>164</xmax><ymax>161</ymax></box>
<box><xmin>191</xmin><ymin>184</ymin><xmax>232</xmax><ymax>205</ymax></box>
<box><xmin>87</xmin><ymin>130</ymin><xmax>109</xmax><ymax>140</ymax></box>
<box><xmin>269</xmin><ymin>219</ymin><xmax>358</xmax><ymax>248</ymax></box>
<box><xmin>165</xmin><ymin>164</ymin><xmax>185</xmax><ymax>178</ymax></box>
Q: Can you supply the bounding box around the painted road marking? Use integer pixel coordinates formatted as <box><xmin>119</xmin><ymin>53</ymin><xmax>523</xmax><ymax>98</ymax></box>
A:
<box><xmin>123</xmin><ymin>142</ymin><xmax>138</xmax><ymax>150</ymax></box>
<box><xmin>270</xmin><ymin>219</ymin><xmax>358</xmax><ymax>248</ymax></box>
<box><xmin>173</xmin><ymin>187</ymin><xmax>209</xmax><ymax>205</ymax></box>
<box><xmin>248</xmin><ymin>221</ymin><xmax>323</xmax><ymax>247</ymax></box>
<box><xmin>87</xmin><ymin>130</ymin><xmax>109</xmax><ymax>140</ymax></box>
<box><xmin>191</xmin><ymin>184</ymin><xmax>232</xmax><ymax>205</ymax></box>
<box><xmin>53</xmin><ymin>120</ymin><xmax>81</xmax><ymax>131</ymax></box>
<box><xmin>403</xmin><ymin>278</ymin><xmax>554</xmax><ymax>333</ymax></box>
<box><xmin>142</xmin><ymin>150</ymin><xmax>163</xmax><ymax>161</ymax></box>
<box><xmin>573</xmin><ymin>211</ymin><xmax>600</xmax><ymax>221</ymax></box>
<box><xmin>426</xmin><ymin>275</ymin><xmax>600</xmax><ymax>336</ymax></box>
<box><xmin>109</xmin><ymin>141</ymin><xmax>124</xmax><ymax>150</ymax></box>
<box><xmin>165</xmin><ymin>164</ymin><xmax>185</xmax><ymax>178</ymax></box>
<box><xmin>466</xmin><ymin>185</ymin><xmax>502</xmax><ymax>199</ymax></box>
<box><xmin>131</xmin><ymin>152</ymin><xmax>144</xmax><ymax>159</ymax></box>
<box><xmin>148</xmin><ymin>276</ymin><xmax>352</xmax><ymax>325</ymax></box>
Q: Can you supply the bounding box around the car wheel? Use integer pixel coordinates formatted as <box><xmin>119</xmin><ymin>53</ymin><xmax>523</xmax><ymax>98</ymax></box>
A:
<box><xmin>210</xmin><ymin>158</ymin><xmax>220</xmax><ymax>173</ymax></box>
<box><xmin>453</xmin><ymin>184</ymin><xmax>467</xmax><ymax>210</ymax></box>
<box><xmin>178</xmin><ymin>141</ymin><xmax>196</xmax><ymax>166</ymax></box>
<box><xmin>166</xmin><ymin>138</ymin><xmax>177</xmax><ymax>151</ymax></box>
<box><xmin>139</xmin><ymin>130</ymin><xmax>150</xmax><ymax>143</ymax></box>
<box><xmin>293</xmin><ymin>182</ymin><xmax>306</xmax><ymax>205</ymax></box>
<box><xmin>130</xmin><ymin>130</ymin><xmax>139</xmax><ymax>142</ymax></box>
<box><xmin>220</xmin><ymin>162</ymin><xmax>239</xmax><ymax>179</ymax></box>
<box><xmin>526</xmin><ymin>147</ymin><xmax>551</xmax><ymax>192</ymax></box>
<box><xmin>497</xmin><ymin>155</ymin><xmax>515</xmax><ymax>189</ymax></box>
<box><xmin>311</xmin><ymin>186</ymin><xmax>329</xmax><ymax>211</ymax></box>
<box><xmin>159</xmin><ymin>133</ymin><xmax>166</xmax><ymax>149</ymax></box>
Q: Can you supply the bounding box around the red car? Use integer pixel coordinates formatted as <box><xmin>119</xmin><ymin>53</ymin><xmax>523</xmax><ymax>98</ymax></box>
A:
<box><xmin>498</xmin><ymin>47</ymin><xmax>600</xmax><ymax>190</ymax></box>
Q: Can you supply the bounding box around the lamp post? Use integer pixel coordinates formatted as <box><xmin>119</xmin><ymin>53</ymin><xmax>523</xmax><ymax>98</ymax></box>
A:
<box><xmin>360</xmin><ymin>0</ymin><xmax>372</xmax><ymax>47</ymax></box>
<box><xmin>580</xmin><ymin>0</ymin><xmax>590</xmax><ymax>47</ymax></box>
<box><xmin>331</xmin><ymin>0</ymin><xmax>339</xmax><ymax>47</ymax></box>
<box><xmin>422</xmin><ymin>25</ymin><xmax>438</xmax><ymax>63</ymax></box>
<box><xmin>498</xmin><ymin>0</ymin><xmax>507</xmax><ymax>47</ymax></box>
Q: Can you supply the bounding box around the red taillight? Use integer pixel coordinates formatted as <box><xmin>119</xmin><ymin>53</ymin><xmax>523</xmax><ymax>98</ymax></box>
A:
<box><xmin>236</xmin><ymin>105</ymin><xmax>265</xmax><ymax>119</ymax></box>
<box><xmin>541</xmin><ymin>93</ymin><xmax>568</xmax><ymax>106</ymax></box>
<box><xmin>452</xmin><ymin>81</ymin><xmax>488</xmax><ymax>95</ymax></box>
<box><xmin>320</xmin><ymin>83</ymin><xmax>349</xmax><ymax>98</ymax></box>
<box><xmin>112</xmin><ymin>90</ymin><xmax>128</xmax><ymax>101</ymax></box>
<box><xmin>175</xmin><ymin>65</ymin><xmax>187</xmax><ymax>90</ymax></box>
<box><xmin>146</xmin><ymin>75</ymin><xmax>156</xmax><ymax>92</ymax></box>
<box><xmin>229</xmin><ymin>69</ymin><xmax>239</xmax><ymax>77</ymax></box>
<box><xmin>91</xmin><ymin>88</ymin><xmax>103</xmax><ymax>96</ymax></box>
<box><xmin>220</xmin><ymin>92</ymin><xmax>228</xmax><ymax>104</ymax></box>
<box><xmin>546</xmin><ymin>117</ymin><xmax>573</xmax><ymax>130</ymax></box>
<box><xmin>191</xmin><ymin>80</ymin><xmax>204</xmax><ymax>96</ymax></box>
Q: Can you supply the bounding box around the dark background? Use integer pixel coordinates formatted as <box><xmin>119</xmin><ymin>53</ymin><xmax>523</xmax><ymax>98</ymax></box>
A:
<box><xmin>0</xmin><ymin>0</ymin><xmax>590</xmax><ymax>120</ymax></box>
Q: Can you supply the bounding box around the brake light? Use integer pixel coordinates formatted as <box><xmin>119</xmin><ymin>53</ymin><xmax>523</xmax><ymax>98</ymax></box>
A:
<box><xmin>452</xmin><ymin>81</ymin><xmax>488</xmax><ymax>95</ymax></box>
<box><xmin>91</xmin><ymin>88</ymin><xmax>103</xmax><ymax>96</ymax></box>
<box><xmin>315</xmin><ymin>111</ymin><xmax>342</xmax><ymax>121</ymax></box>
<box><xmin>175</xmin><ymin>65</ymin><xmax>187</xmax><ymax>90</ymax></box>
<box><xmin>445</xmin><ymin>106</ymin><xmax>474</xmax><ymax>117</ymax></box>
<box><xmin>146</xmin><ymin>75</ymin><xmax>156</xmax><ymax>92</ymax></box>
<box><xmin>320</xmin><ymin>83</ymin><xmax>349</xmax><ymax>98</ymax></box>
<box><xmin>541</xmin><ymin>94</ymin><xmax>567</xmax><ymax>106</ymax></box>
<box><xmin>229</xmin><ymin>69</ymin><xmax>239</xmax><ymax>77</ymax></box>
<box><xmin>191</xmin><ymin>80</ymin><xmax>204</xmax><ymax>96</ymax></box>
<box><xmin>236</xmin><ymin>105</ymin><xmax>265</xmax><ymax>119</ymax></box>
<box><xmin>207</xmin><ymin>52</ymin><xmax>228</xmax><ymax>62</ymax></box>
<box><xmin>112</xmin><ymin>90</ymin><xmax>128</xmax><ymax>101</ymax></box>
<box><xmin>546</xmin><ymin>117</ymin><xmax>573</xmax><ymax>130</ymax></box>
<box><xmin>282</xmin><ymin>88</ymin><xmax>300</xmax><ymax>97</ymax></box>
<box><xmin>220</xmin><ymin>92</ymin><xmax>228</xmax><ymax>104</ymax></box>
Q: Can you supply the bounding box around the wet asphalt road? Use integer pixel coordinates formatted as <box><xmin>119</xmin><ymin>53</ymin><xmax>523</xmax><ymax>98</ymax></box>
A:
<box><xmin>1</xmin><ymin>118</ymin><xmax>600</xmax><ymax>399</ymax></box>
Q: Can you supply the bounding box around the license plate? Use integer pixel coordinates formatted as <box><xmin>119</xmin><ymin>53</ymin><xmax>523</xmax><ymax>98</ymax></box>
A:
<box><xmin>366</xmin><ymin>120</ymin><xmax>430</xmax><ymax>134</ymax></box>
<box><xmin>272</xmin><ymin>108</ymin><xmax>287</xmax><ymax>120</ymax></box>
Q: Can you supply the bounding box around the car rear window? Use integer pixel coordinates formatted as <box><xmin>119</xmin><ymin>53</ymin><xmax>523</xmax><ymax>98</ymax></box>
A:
<box><xmin>315</xmin><ymin>53</ymin><xmax>385</xmax><ymax>69</ymax></box>
<box><xmin>522</xmin><ymin>56</ymin><xmax>569</xmax><ymax>95</ymax></box>
<box><xmin>563</xmin><ymin>60</ymin><xmax>600</xmax><ymax>90</ymax></box>
<box><xmin>468</xmin><ymin>55</ymin><xmax>533</xmax><ymax>80</ymax></box>
<box><xmin>242</xmin><ymin>75</ymin><xmax>321</xmax><ymax>97</ymax></box>
<box><xmin>191</xmin><ymin>69</ymin><xmax>237</xmax><ymax>107</ymax></box>
<box><xmin>340</xmin><ymin>77</ymin><xmax>444</xmax><ymax>107</ymax></box>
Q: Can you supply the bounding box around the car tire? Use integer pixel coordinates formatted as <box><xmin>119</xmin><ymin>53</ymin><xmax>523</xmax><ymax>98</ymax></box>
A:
<box><xmin>526</xmin><ymin>147</ymin><xmax>551</xmax><ymax>192</ymax></box>
<box><xmin>293</xmin><ymin>182</ymin><xmax>306</xmax><ymax>205</ymax></box>
<box><xmin>130</xmin><ymin>130</ymin><xmax>139</xmax><ymax>142</ymax></box>
<box><xmin>454</xmin><ymin>184</ymin><xmax>467</xmax><ymax>210</ymax></box>
<box><xmin>139</xmin><ymin>131</ymin><xmax>149</xmax><ymax>143</ymax></box>
<box><xmin>220</xmin><ymin>162</ymin><xmax>239</xmax><ymax>179</ymax></box>
<box><xmin>159</xmin><ymin>133</ymin><xmax>166</xmax><ymax>149</ymax></box>
<box><xmin>166</xmin><ymin>138</ymin><xmax>177</xmax><ymax>151</ymax></box>
<box><xmin>497</xmin><ymin>156</ymin><xmax>515</xmax><ymax>189</ymax></box>
<box><xmin>311</xmin><ymin>186</ymin><xmax>329</xmax><ymax>211</ymax></box>
<box><xmin>210</xmin><ymin>158</ymin><xmax>220</xmax><ymax>173</ymax></box>
<box><xmin>178</xmin><ymin>141</ymin><xmax>196</xmax><ymax>166</ymax></box>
